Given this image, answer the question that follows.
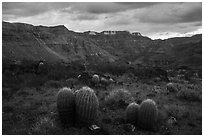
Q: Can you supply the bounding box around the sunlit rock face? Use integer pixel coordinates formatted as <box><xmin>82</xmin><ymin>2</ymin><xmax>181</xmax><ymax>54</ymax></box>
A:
<box><xmin>132</xmin><ymin>32</ymin><xmax>142</xmax><ymax>36</ymax></box>
<box><xmin>89</xmin><ymin>31</ymin><xmax>97</xmax><ymax>35</ymax></box>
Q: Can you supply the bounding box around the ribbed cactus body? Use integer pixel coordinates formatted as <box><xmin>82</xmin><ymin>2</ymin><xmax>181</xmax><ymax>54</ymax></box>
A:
<box><xmin>126</xmin><ymin>102</ymin><xmax>139</xmax><ymax>125</ymax></box>
<box><xmin>75</xmin><ymin>86</ymin><xmax>99</xmax><ymax>126</ymax></box>
<box><xmin>57</xmin><ymin>87</ymin><xmax>75</xmax><ymax>125</ymax></box>
<box><xmin>138</xmin><ymin>99</ymin><xmax>158</xmax><ymax>130</ymax></box>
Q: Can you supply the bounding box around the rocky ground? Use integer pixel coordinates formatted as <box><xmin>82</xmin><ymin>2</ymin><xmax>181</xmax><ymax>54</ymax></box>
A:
<box><xmin>2</xmin><ymin>68</ymin><xmax>202</xmax><ymax>135</ymax></box>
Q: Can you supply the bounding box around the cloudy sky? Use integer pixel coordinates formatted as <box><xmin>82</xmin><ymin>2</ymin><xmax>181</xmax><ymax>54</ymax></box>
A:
<box><xmin>2</xmin><ymin>2</ymin><xmax>202</xmax><ymax>39</ymax></box>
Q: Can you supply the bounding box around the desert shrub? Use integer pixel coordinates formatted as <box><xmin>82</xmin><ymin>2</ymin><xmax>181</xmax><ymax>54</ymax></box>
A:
<box><xmin>164</xmin><ymin>104</ymin><xmax>187</xmax><ymax>119</ymax></box>
<box><xmin>166</xmin><ymin>83</ymin><xmax>178</xmax><ymax>93</ymax></box>
<box><xmin>3</xmin><ymin>104</ymin><xmax>15</xmax><ymax>113</ymax></box>
<box><xmin>29</xmin><ymin>116</ymin><xmax>62</xmax><ymax>135</ymax></box>
<box><xmin>20</xmin><ymin>59</ymin><xmax>40</xmax><ymax>74</ymax></box>
<box><xmin>63</xmin><ymin>78</ymin><xmax>81</xmax><ymax>88</ymax></box>
<box><xmin>46</xmin><ymin>63</ymin><xmax>81</xmax><ymax>81</ymax></box>
<box><xmin>44</xmin><ymin>80</ymin><xmax>62</xmax><ymax>88</ymax></box>
<box><xmin>89</xmin><ymin>61</ymin><xmax>130</xmax><ymax>76</ymax></box>
<box><xmin>37</xmin><ymin>102</ymin><xmax>49</xmax><ymax>115</ymax></box>
<box><xmin>156</xmin><ymin>110</ymin><xmax>168</xmax><ymax>127</ymax></box>
<box><xmin>3</xmin><ymin>72</ymin><xmax>26</xmax><ymax>89</ymax></box>
<box><xmin>27</xmin><ymin>75</ymin><xmax>48</xmax><ymax>88</ymax></box>
<box><xmin>2</xmin><ymin>88</ymin><xmax>14</xmax><ymax>100</ymax></box>
<box><xmin>105</xmin><ymin>89</ymin><xmax>134</xmax><ymax>109</ymax></box>
<box><xmin>46</xmin><ymin>64</ymin><xmax>68</xmax><ymax>80</ymax></box>
<box><xmin>15</xmin><ymin>87</ymin><xmax>38</xmax><ymax>98</ymax></box>
<box><xmin>16</xmin><ymin>89</ymin><xmax>30</xmax><ymax>96</ymax></box>
<box><xmin>177</xmin><ymin>88</ymin><xmax>201</xmax><ymax>102</ymax></box>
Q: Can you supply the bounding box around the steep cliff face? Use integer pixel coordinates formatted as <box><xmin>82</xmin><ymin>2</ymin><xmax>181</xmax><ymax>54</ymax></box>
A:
<box><xmin>2</xmin><ymin>21</ymin><xmax>202</xmax><ymax>68</ymax></box>
<box><xmin>80</xmin><ymin>30</ymin><xmax>154</xmax><ymax>62</ymax></box>
<box><xmin>165</xmin><ymin>34</ymin><xmax>202</xmax><ymax>46</ymax></box>
<box><xmin>2</xmin><ymin>21</ymin><xmax>116</xmax><ymax>63</ymax></box>
<box><xmin>172</xmin><ymin>41</ymin><xmax>202</xmax><ymax>69</ymax></box>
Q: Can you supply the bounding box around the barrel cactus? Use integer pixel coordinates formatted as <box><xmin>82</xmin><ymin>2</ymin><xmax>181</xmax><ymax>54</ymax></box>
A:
<box><xmin>75</xmin><ymin>86</ymin><xmax>99</xmax><ymax>127</ymax></box>
<box><xmin>92</xmin><ymin>74</ymin><xmax>100</xmax><ymax>84</ymax></box>
<box><xmin>125</xmin><ymin>102</ymin><xmax>140</xmax><ymax>125</ymax></box>
<box><xmin>101</xmin><ymin>77</ymin><xmax>109</xmax><ymax>86</ymax></box>
<box><xmin>138</xmin><ymin>99</ymin><xmax>158</xmax><ymax>130</ymax></box>
<box><xmin>57</xmin><ymin>87</ymin><xmax>75</xmax><ymax>126</ymax></box>
<box><xmin>166</xmin><ymin>83</ymin><xmax>178</xmax><ymax>93</ymax></box>
<box><xmin>109</xmin><ymin>78</ymin><xmax>115</xmax><ymax>83</ymax></box>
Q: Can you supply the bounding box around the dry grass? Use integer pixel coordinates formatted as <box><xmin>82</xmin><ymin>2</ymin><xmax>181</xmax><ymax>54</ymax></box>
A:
<box><xmin>104</xmin><ymin>88</ymin><xmax>135</xmax><ymax>110</ymax></box>
<box><xmin>2</xmin><ymin>67</ymin><xmax>202</xmax><ymax>135</ymax></box>
<box><xmin>177</xmin><ymin>88</ymin><xmax>201</xmax><ymax>102</ymax></box>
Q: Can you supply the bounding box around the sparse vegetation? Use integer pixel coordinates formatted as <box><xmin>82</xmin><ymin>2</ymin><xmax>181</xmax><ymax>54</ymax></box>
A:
<box><xmin>2</xmin><ymin>61</ymin><xmax>202</xmax><ymax>135</ymax></box>
<box><xmin>2</xmin><ymin>20</ymin><xmax>202</xmax><ymax>135</ymax></box>
<box><xmin>177</xmin><ymin>87</ymin><xmax>201</xmax><ymax>102</ymax></box>
<box><xmin>105</xmin><ymin>88</ymin><xmax>134</xmax><ymax>110</ymax></box>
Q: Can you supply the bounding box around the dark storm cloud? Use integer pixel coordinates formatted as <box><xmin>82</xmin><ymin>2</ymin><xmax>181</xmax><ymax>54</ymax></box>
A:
<box><xmin>81</xmin><ymin>2</ymin><xmax>159</xmax><ymax>14</ymax></box>
<box><xmin>138</xmin><ymin>2</ymin><xmax>202</xmax><ymax>24</ymax></box>
<box><xmin>3</xmin><ymin>2</ymin><xmax>202</xmax><ymax>23</ymax></box>
<box><xmin>81</xmin><ymin>3</ymin><xmax>123</xmax><ymax>14</ymax></box>
<box><xmin>69</xmin><ymin>3</ymin><xmax>128</xmax><ymax>14</ymax></box>
<box><xmin>3</xmin><ymin>2</ymin><xmax>43</xmax><ymax>17</ymax></box>
<box><xmin>116</xmin><ymin>2</ymin><xmax>160</xmax><ymax>8</ymax></box>
<box><xmin>3</xmin><ymin>2</ymin><xmax>71</xmax><ymax>18</ymax></box>
<box><xmin>2</xmin><ymin>2</ymin><xmax>75</xmax><ymax>18</ymax></box>
<box><xmin>72</xmin><ymin>2</ymin><xmax>161</xmax><ymax>14</ymax></box>
<box><xmin>180</xmin><ymin>7</ymin><xmax>202</xmax><ymax>22</ymax></box>
<box><xmin>2</xmin><ymin>2</ymin><xmax>161</xmax><ymax>19</ymax></box>
<box><xmin>2</xmin><ymin>2</ymin><xmax>202</xmax><ymax>39</ymax></box>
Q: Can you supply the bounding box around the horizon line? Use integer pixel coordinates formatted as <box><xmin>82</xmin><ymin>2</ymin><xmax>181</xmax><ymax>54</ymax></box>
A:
<box><xmin>3</xmin><ymin>20</ymin><xmax>202</xmax><ymax>40</ymax></box>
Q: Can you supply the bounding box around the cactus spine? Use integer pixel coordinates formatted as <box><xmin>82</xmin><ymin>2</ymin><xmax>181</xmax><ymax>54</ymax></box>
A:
<box><xmin>75</xmin><ymin>86</ymin><xmax>99</xmax><ymax>126</ymax></box>
<box><xmin>57</xmin><ymin>87</ymin><xmax>75</xmax><ymax>126</ymax></box>
<box><xmin>126</xmin><ymin>102</ymin><xmax>140</xmax><ymax>125</ymax></box>
<box><xmin>138</xmin><ymin>99</ymin><xmax>158</xmax><ymax>130</ymax></box>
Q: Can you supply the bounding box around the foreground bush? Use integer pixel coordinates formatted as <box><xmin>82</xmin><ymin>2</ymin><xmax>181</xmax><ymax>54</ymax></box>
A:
<box><xmin>29</xmin><ymin>116</ymin><xmax>62</xmax><ymax>135</ymax></box>
<box><xmin>177</xmin><ymin>88</ymin><xmax>201</xmax><ymax>102</ymax></box>
<box><xmin>105</xmin><ymin>89</ymin><xmax>134</xmax><ymax>109</ymax></box>
<box><xmin>166</xmin><ymin>83</ymin><xmax>178</xmax><ymax>93</ymax></box>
